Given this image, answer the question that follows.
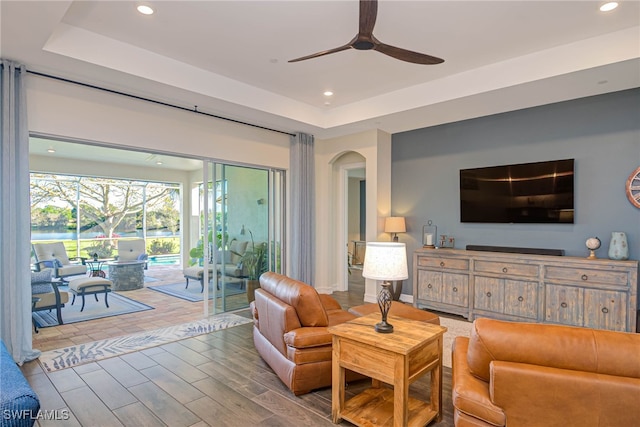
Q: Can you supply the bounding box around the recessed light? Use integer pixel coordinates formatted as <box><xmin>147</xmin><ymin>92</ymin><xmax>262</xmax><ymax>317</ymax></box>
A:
<box><xmin>137</xmin><ymin>5</ymin><xmax>154</xmax><ymax>15</ymax></box>
<box><xmin>47</xmin><ymin>147</ymin><xmax>56</xmax><ymax>153</ymax></box>
<box><xmin>156</xmin><ymin>161</ymin><xmax>163</xmax><ymax>165</ymax></box>
<box><xmin>600</xmin><ymin>2</ymin><xmax>618</xmax><ymax>12</ymax></box>
<box><xmin>323</xmin><ymin>91</ymin><xmax>334</xmax><ymax>97</ymax></box>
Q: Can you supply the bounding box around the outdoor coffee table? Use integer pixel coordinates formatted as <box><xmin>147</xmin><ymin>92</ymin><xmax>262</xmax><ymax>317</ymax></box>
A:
<box><xmin>85</xmin><ymin>258</ymin><xmax>113</xmax><ymax>278</ymax></box>
<box><xmin>107</xmin><ymin>260</ymin><xmax>145</xmax><ymax>291</ymax></box>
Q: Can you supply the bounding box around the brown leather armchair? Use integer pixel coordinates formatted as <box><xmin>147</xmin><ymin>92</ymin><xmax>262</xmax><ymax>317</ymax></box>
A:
<box><xmin>452</xmin><ymin>318</ymin><xmax>640</xmax><ymax>427</ymax></box>
<box><xmin>251</xmin><ymin>272</ymin><xmax>361</xmax><ymax>395</ymax></box>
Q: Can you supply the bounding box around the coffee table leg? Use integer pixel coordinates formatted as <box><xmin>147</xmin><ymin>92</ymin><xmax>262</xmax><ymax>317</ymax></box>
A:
<box><xmin>433</xmin><ymin>336</ymin><xmax>443</xmax><ymax>422</ymax></box>
<box><xmin>394</xmin><ymin>356</ymin><xmax>409</xmax><ymax>427</ymax></box>
<box><xmin>331</xmin><ymin>337</ymin><xmax>344</xmax><ymax>423</ymax></box>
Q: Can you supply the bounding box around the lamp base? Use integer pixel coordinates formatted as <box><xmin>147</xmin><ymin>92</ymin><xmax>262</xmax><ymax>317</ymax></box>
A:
<box><xmin>375</xmin><ymin>281</ymin><xmax>395</xmax><ymax>333</ymax></box>
<box><xmin>375</xmin><ymin>321</ymin><xmax>394</xmax><ymax>333</ymax></box>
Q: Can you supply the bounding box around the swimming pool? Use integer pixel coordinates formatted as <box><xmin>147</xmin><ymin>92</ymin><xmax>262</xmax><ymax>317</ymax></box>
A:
<box><xmin>148</xmin><ymin>254</ymin><xmax>181</xmax><ymax>266</ymax></box>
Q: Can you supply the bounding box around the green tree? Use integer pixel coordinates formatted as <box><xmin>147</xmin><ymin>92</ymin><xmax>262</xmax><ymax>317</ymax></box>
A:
<box><xmin>31</xmin><ymin>175</ymin><xmax>177</xmax><ymax>241</ymax></box>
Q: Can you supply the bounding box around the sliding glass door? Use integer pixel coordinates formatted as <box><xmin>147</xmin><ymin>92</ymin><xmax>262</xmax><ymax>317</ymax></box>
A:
<box><xmin>198</xmin><ymin>161</ymin><xmax>284</xmax><ymax>316</ymax></box>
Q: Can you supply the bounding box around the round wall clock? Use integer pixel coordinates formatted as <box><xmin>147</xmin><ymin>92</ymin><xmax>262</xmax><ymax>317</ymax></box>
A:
<box><xmin>626</xmin><ymin>166</ymin><xmax>640</xmax><ymax>208</ymax></box>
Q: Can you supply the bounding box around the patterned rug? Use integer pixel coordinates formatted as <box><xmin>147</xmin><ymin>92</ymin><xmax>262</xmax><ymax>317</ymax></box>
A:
<box><xmin>148</xmin><ymin>280</ymin><xmax>245</xmax><ymax>302</ymax></box>
<box><xmin>38</xmin><ymin>313</ymin><xmax>252</xmax><ymax>372</ymax></box>
<box><xmin>32</xmin><ymin>291</ymin><xmax>153</xmax><ymax>327</ymax></box>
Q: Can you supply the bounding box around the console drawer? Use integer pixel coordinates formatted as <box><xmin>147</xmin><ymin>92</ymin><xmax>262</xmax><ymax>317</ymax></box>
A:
<box><xmin>416</xmin><ymin>256</ymin><xmax>469</xmax><ymax>271</ymax></box>
<box><xmin>474</xmin><ymin>260</ymin><xmax>539</xmax><ymax>278</ymax></box>
<box><xmin>545</xmin><ymin>266</ymin><xmax>629</xmax><ymax>287</ymax></box>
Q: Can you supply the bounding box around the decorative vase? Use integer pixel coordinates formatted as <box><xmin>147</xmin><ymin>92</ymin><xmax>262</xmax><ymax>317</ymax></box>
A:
<box><xmin>608</xmin><ymin>232</ymin><xmax>629</xmax><ymax>260</ymax></box>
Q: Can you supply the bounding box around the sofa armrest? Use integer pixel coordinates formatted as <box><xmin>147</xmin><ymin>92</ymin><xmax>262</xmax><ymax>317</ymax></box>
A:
<box><xmin>491</xmin><ymin>360</ymin><xmax>640</xmax><ymax>426</ymax></box>
<box><xmin>452</xmin><ymin>337</ymin><xmax>506</xmax><ymax>427</ymax></box>
<box><xmin>0</xmin><ymin>341</ymin><xmax>40</xmax><ymax>426</ymax></box>
<box><xmin>284</xmin><ymin>327</ymin><xmax>332</xmax><ymax>349</ymax></box>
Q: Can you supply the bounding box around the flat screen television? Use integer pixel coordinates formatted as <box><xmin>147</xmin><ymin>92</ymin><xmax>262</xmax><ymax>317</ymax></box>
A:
<box><xmin>460</xmin><ymin>159</ymin><xmax>574</xmax><ymax>224</ymax></box>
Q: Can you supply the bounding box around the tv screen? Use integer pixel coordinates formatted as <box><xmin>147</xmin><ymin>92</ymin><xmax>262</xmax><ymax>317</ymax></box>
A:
<box><xmin>460</xmin><ymin>159</ymin><xmax>574</xmax><ymax>224</ymax></box>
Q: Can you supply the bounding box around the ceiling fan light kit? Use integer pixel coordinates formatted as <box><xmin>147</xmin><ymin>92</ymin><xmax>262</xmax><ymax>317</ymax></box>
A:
<box><xmin>289</xmin><ymin>0</ymin><xmax>444</xmax><ymax>65</ymax></box>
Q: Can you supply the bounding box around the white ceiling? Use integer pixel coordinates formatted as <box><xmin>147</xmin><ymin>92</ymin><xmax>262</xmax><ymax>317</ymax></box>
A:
<box><xmin>3</xmin><ymin>0</ymin><xmax>640</xmax><ymax>142</ymax></box>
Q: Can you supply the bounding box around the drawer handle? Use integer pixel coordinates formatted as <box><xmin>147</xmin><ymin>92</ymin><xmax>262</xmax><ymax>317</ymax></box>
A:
<box><xmin>427</xmin><ymin>283</ymin><xmax>433</xmax><ymax>289</ymax></box>
<box><xmin>561</xmin><ymin>302</ymin><xmax>568</xmax><ymax>308</ymax></box>
<box><xmin>486</xmin><ymin>292</ymin><xmax>492</xmax><ymax>298</ymax></box>
<box><xmin>502</xmin><ymin>267</ymin><xmax>508</xmax><ymax>273</ymax></box>
<box><xmin>440</xmin><ymin>261</ymin><xmax>445</xmax><ymax>267</ymax></box>
<box><xmin>453</xmin><ymin>287</ymin><xmax>458</xmax><ymax>293</ymax></box>
<box><xmin>518</xmin><ymin>296</ymin><xmax>524</xmax><ymax>302</ymax></box>
<box><xmin>581</xmin><ymin>274</ymin><xmax>588</xmax><ymax>281</ymax></box>
<box><xmin>602</xmin><ymin>307</ymin><xmax>609</xmax><ymax>314</ymax></box>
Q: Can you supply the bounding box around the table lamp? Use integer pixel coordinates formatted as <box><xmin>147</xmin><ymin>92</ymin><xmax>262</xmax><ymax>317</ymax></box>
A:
<box><xmin>362</xmin><ymin>242</ymin><xmax>409</xmax><ymax>333</ymax></box>
<box><xmin>384</xmin><ymin>217</ymin><xmax>406</xmax><ymax>242</ymax></box>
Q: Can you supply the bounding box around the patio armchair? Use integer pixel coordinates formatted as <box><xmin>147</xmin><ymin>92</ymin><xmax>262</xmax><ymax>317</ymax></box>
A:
<box><xmin>31</xmin><ymin>269</ymin><xmax>69</xmax><ymax>327</ymax></box>
<box><xmin>117</xmin><ymin>238</ymin><xmax>148</xmax><ymax>269</ymax></box>
<box><xmin>32</xmin><ymin>242</ymin><xmax>87</xmax><ymax>280</ymax></box>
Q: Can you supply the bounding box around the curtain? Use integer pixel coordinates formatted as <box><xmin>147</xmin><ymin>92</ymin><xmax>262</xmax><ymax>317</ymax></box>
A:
<box><xmin>0</xmin><ymin>59</ymin><xmax>40</xmax><ymax>363</ymax></box>
<box><xmin>289</xmin><ymin>132</ymin><xmax>315</xmax><ymax>284</ymax></box>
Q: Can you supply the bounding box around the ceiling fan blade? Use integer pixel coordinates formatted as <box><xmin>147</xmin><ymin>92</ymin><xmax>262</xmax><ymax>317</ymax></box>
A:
<box><xmin>288</xmin><ymin>43</ymin><xmax>352</xmax><ymax>63</ymax></box>
<box><xmin>374</xmin><ymin>42</ymin><xmax>444</xmax><ymax>65</ymax></box>
<box><xmin>359</xmin><ymin>0</ymin><xmax>378</xmax><ymax>37</ymax></box>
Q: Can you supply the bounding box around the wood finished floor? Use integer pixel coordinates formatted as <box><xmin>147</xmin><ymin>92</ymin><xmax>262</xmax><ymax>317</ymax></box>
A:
<box><xmin>23</xmin><ymin>267</ymin><xmax>454</xmax><ymax>426</ymax></box>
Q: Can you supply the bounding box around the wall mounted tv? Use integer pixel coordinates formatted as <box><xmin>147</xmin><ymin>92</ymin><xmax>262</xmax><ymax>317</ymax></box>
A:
<box><xmin>460</xmin><ymin>159</ymin><xmax>574</xmax><ymax>224</ymax></box>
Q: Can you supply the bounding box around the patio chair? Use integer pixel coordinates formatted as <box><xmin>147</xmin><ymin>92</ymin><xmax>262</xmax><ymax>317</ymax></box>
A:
<box><xmin>116</xmin><ymin>238</ymin><xmax>149</xmax><ymax>269</ymax></box>
<box><xmin>32</xmin><ymin>242</ymin><xmax>87</xmax><ymax>280</ymax></box>
<box><xmin>31</xmin><ymin>269</ymin><xmax>69</xmax><ymax>328</ymax></box>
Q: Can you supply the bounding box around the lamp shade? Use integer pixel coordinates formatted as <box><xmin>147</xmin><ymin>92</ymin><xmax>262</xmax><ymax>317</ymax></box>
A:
<box><xmin>362</xmin><ymin>242</ymin><xmax>408</xmax><ymax>281</ymax></box>
<box><xmin>384</xmin><ymin>217</ymin><xmax>406</xmax><ymax>233</ymax></box>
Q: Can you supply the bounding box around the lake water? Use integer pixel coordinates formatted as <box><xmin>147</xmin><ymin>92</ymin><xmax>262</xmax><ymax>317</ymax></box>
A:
<box><xmin>31</xmin><ymin>230</ymin><xmax>178</xmax><ymax>240</ymax></box>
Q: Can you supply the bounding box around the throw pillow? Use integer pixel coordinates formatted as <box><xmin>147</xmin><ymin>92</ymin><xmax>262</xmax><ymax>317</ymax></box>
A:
<box><xmin>31</xmin><ymin>269</ymin><xmax>52</xmax><ymax>284</ymax></box>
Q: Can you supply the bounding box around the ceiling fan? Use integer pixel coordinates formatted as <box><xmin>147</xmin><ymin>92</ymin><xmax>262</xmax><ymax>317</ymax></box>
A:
<box><xmin>288</xmin><ymin>0</ymin><xmax>444</xmax><ymax>65</ymax></box>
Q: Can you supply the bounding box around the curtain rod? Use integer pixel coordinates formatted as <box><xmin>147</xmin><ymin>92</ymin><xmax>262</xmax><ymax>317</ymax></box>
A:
<box><xmin>26</xmin><ymin>70</ymin><xmax>296</xmax><ymax>137</ymax></box>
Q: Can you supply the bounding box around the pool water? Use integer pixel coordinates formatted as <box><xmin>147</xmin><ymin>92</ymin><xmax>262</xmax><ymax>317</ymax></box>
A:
<box><xmin>148</xmin><ymin>255</ymin><xmax>181</xmax><ymax>266</ymax></box>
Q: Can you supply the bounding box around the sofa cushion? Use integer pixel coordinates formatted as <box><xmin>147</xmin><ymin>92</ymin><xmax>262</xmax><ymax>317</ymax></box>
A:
<box><xmin>229</xmin><ymin>240</ymin><xmax>248</xmax><ymax>264</ymax></box>
<box><xmin>259</xmin><ymin>272</ymin><xmax>329</xmax><ymax>327</ymax></box>
<box><xmin>286</xmin><ymin>345</ymin><xmax>333</xmax><ymax>365</ymax></box>
<box><xmin>467</xmin><ymin>318</ymin><xmax>640</xmax><ymax>383</ymax></box>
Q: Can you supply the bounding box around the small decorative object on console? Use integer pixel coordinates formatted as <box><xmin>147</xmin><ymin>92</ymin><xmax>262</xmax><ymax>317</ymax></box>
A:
<box><xmin>422</xmin><ymin>220</ymin><xmax>437</xmax><ymax>248</ymax></box>
<box><xmin>439</xmin><ymin>235</ymin><xmax>455</xmax><ymax>248</ymax></box>
<box><xmin>362</xmin><ymin>242</ymin><xmax>409</xmax><ymax>333</ymax></box>
<box><xmin>608</xmin><ymin>231</ymin><xmax>629</xmax><ymax>261</ymax></box>
<box><xmin>585</xmin><ymin>237</ymin><xmax>601</xmax><ymax>259</ymax></box>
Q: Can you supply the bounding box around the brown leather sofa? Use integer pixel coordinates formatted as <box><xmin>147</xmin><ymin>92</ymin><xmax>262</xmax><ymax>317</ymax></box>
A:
<box><xmin>452</xmin><ymin>318</ymin><xmax>640</xmax><ymax>427</ymax></box>
<box><xmin>251</xmin><ymin>272</ymin><xmax>362</xmax><ymax>395</ymax></box>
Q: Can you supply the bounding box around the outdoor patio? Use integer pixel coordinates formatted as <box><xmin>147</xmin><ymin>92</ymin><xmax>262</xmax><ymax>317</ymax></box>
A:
<box><xmin>31</xmin><ymin>264</ymin><xmax>252</xmax><ymax>352</ymax></box>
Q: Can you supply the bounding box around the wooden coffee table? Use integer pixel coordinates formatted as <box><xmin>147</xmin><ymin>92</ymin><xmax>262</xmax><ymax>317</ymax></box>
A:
<box><xmin>328</xmin><ymin>313</ymin><xmax>447</xmax><ymax>427</ymax></box>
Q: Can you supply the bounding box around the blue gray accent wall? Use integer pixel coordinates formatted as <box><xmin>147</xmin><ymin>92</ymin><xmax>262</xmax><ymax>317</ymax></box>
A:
<box><xmin>392</xmin><ymin>88</ymin><xmax>640</xmax><ymax>296</ymax></box>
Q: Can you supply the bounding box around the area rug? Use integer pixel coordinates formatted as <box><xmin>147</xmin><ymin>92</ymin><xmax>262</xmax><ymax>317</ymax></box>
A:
<box><xmin>38</xmin><ymin>313</ymin><xmax>253</xmax><ymax>372</ymax></box>
<box><xmin>32</xmin><ymin>291</ymin><xmax>153</xmax><ymax>328</ymax></box>
<box><xmin>148</xmin><ymin>280</ymin><xmax>245</xmax><ymax>302</ymax></box>
<box><xmin>440</xmin><ymin>316</ymin><xmax>473</xmax><ymax>368</ymax></box>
